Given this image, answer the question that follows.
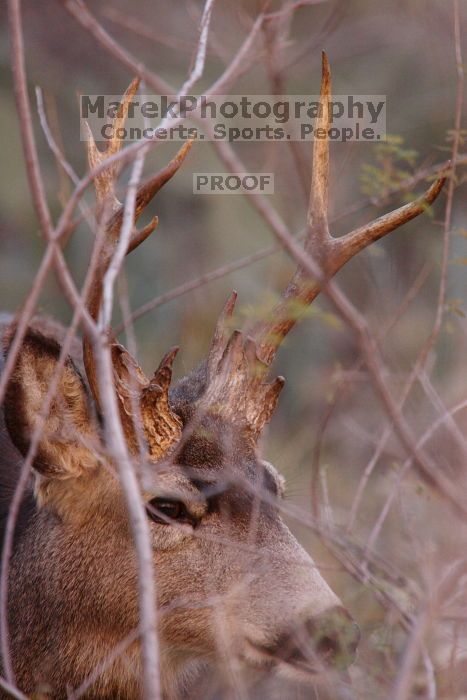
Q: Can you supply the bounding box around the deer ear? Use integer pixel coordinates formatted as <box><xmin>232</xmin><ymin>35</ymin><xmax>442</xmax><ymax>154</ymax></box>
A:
<box><xmin>3</xmin><ymin>328</ymin><xmax>101</xmax><ymax>480</ymax></box>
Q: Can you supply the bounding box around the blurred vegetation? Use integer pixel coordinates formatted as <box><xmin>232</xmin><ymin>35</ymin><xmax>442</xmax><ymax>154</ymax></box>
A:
<box><xmin>1</xmin><ymin>1</ymin><xmax>466</xmax><ymax>697</ymax></box>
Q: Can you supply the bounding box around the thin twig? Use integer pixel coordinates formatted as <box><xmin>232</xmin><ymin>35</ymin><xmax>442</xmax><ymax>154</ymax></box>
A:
<box><xmin>179</xmin><ymin>0</ymin><xmax>217</xmax><ymax>95</ymax></box>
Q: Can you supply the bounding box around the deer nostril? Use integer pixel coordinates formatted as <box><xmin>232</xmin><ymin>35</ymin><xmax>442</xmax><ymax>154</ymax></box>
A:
<box><xmin>254</xmin><ymin>606</ymin><xmax>360</xmax><ymax>673</ymax></box>
<box><xmin>307</xmin><ymin>605</ymin><xmax>360</xmax><ymax>670</ymax></box>
<box><xmin>315</xmin><ymin>633</ymin><xmax>340</xmax><ymax>659</ymax></box>
<box><xmin>346</xmin><ymin>621</ymin><xmax>361</xmax><ymax>656</ymax></box>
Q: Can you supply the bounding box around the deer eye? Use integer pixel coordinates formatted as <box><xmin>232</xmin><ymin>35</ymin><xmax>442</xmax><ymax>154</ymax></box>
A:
<box><xmin>146</xmin><ymin>498</ymin><xmax>192</xmax><ymax>525</ymax></box>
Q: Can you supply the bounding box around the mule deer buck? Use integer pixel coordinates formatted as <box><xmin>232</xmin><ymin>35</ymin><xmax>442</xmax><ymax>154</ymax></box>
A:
<box><xmin>0</xmin><ymin>54</ymin><xmax>444</xmax><ymax>699</ymax></box>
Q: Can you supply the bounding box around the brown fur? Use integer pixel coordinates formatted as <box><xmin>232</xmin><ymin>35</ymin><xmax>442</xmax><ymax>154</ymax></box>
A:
<box><xmin>0</xmin><ymin>318</ymin><xmax>358</xmax><ymax>699</ymax></box>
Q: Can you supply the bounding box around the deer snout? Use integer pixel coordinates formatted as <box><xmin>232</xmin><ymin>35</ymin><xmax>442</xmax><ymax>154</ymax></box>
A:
<box><xmin>252</xmin><ymin>606</ymin><xmax>360</xmax><ymax>674</ymax></box>
<box><xmin>305</xmin><ymin>605</ymin><xmax>360</xmax><ymax>670</ymax></box>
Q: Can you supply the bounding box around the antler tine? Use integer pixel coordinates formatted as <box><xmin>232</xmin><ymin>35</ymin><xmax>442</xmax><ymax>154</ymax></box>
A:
<box><xmin>106</xmin><ymin>140</ymin><xmax>194</xmax><ymax>245</ymax></box>
<box><xmin>86</xmin><ymin>77</ymin><xmax>141</xmax><ymax>212</ymax></box>
<box><xmin>207</xmin><ymin>291</ymin><xmax>237</xmax><ymax>378</ymax></box>
<box><xmin>84</xmin><ymin>139</ymin><xmax>193</xmax><ymax>331</ymax></box>
<box><xmin>140</xmin><ymin>348</ymin><xmax>182</xmax><ymax>461</ymax></box>
<box><xmin>332</xmin><ymin>174</ymin><xmax>446</xmax><ymax>266</ymax></box>
<box><xmin>306</xmin><ymin>51</ymin><xmax>331</xmax><ymax>253</ymax></box>
<box><xmin>251</xmin><ymin>51</ymin><xmax>446</xmax><ymax>367</ymax></box>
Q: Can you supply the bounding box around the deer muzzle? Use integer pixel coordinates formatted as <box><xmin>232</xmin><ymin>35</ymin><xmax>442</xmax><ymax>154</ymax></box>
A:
<box><xmin>248</xmin><ymin>605</ymin><xmax>360</xmax><ymax>675</ymax></box>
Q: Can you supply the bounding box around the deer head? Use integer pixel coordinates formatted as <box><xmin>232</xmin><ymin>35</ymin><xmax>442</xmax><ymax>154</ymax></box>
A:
<box><xmin>1</xmin><ymin>55</ymin><xmax>444</xmax><ymax>697</ymax></box>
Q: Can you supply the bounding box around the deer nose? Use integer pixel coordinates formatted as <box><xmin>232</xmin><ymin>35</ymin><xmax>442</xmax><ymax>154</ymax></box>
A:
<box><xmin>306</xmin><ymin>605</ymin><xmax>360</xmax><ymax>669</ymax></box>
<box><xmin>267</xmin><ymin>606</ymin><xmax>360</xmax><ymax>672</ymax></box>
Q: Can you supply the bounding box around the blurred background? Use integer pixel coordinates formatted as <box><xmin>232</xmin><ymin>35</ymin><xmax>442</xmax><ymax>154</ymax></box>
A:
<box><xmin>1</xmin><ymin>0</ymin><xmax>466</xmax><ymax>696</ymax></box>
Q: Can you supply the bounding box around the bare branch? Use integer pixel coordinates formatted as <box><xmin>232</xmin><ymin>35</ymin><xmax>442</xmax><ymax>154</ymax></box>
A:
<box><xmin>179</xmin><ymin>0</ymin><xmax>217</xmax><ymax>94</ymax></box>
<box><xmin>8</xmin><ymin>0</ymin><xmax>53</xmax><ymax>240</ymax></box>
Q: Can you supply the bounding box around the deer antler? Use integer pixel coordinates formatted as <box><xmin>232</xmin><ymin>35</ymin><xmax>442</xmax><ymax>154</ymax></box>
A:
<box><xmin>250</xmin><ymin>52</ymin><xmax>446</xmax><ymax>366</ymax></box>
<box><xmin>84</xmin><ymin>79</ymin><xmax>192</xmax><ymax>459</ymax></box>
<box><xmin>199</xmin><ymin>292</ymin><xmax>284</xmax><ymax>441</ymax></box>
<box><xmin>199</xmin><ymin>52</ymin><xmax>445</xmax><ymax>439</ymax></box>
